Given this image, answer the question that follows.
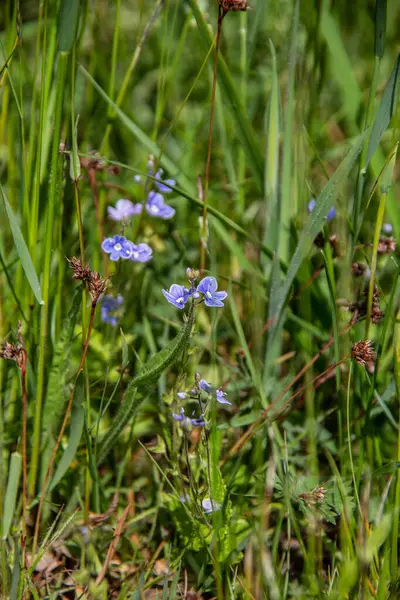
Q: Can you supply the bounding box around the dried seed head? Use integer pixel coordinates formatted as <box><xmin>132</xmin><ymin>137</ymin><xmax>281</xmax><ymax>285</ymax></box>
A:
<box><xmin>87</xmin><ymin>271</ymin><xmax>108</xmax><ymax>303</ymax></box>
<box><xmin>0</xmin><ymin>321</ymin><xmax>27</xmax><ymax>371</ymax></box>
<box><xmin>67</xmin><ymin>257</ymin><xmax>91</xmax><ymax>281</ymax></box>
<box><xmin>67</xmin><ymin>257</ymin><xmax>108</xmax><ymax>303</ymax></box>
<box><xmin>312</xmin><ymin>486</ymin><xmax>327</xmax><ymax>503</ymax></box>
<box><xmin>351</xmin><ymin>340</ymin><xmax>376</xmax><ymax>367</ymax></box>
<box><xmin>377</xmin><ymin>236</ymin><xmax>396</xmax><ymax>254</ymax></box>
<box><xmin>352</xmin><ymin>262</ymin><xmax>369</xmax><ymax>277</ymax></box>
<box><xmin>371</xmin><ymin>306</ymin><xmax>384</xmax><ymax>324</ymax></box>
<box><xmin>218</xmin><ymin>0</ymin><xmax>248</xmax><ymax>11</ymax></box>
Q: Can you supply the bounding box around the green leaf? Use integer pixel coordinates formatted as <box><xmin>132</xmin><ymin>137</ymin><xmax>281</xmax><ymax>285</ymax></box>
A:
<box><xmin>269</xmin><ymin>133</ymin><xmax>366</xmax><ymax>338</ymax></box>
<box><xmin>188</xmin><ymin>0</ymin><xmax>264</xmax><ymax>191</ymax></box>
<box><xmin>0</xmin><ymin>183</ymin><xmax>43</xmax><ymax>305</ymax></box>
<box><xmin>49</xmin><ymin>375</ymin><xmax>84</xmax><ymax>491</ymax></box>
<box><xmin>57</xmin><ymin>0</ymin><xmax>80</xmax><ymax>53</ymax></box>
<box><xmin>364</xmin><ymin>514</ymin><xmax>392</xmax><ymax>563</ymax></box>
<box><xmin>366</xmin><ymin>54</ymin><xmax>400</xmax><ymax>167</ymax></box>
<box><xmin>97</xmin><ymin>303</ymin><xmax>195</xmax><ymax>465</ymax></box>
<box><xmin>40</xmin><ymin>290</ymin><xmax>82</xmax><ymax>478</ymax></box>
<box><xmin>2</xmin><ymin>452</ymin><xmax>22</xmax><ymax>539</ymax></box>
<box><xmin>374</xmin><ymin>0</ymin><xmax>387</xmax><ymax>59</ymax></box>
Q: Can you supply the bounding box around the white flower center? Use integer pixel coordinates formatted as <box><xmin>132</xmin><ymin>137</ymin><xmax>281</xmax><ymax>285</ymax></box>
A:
<box><xmin>177</xmin><ymin>296</ymin><xmax>184</xmax><ymax>304</ymax></box>
<box><xmin>133</xmin><ymin>251</ymin><xmax>139</xmax><ymax>259</ymax></box>
<box><xmin>206</xmin><ymin>291</ymin><xmax>212</xmax><ymax>299</ymax></box>
<box><xmin>114</xmin><ymin>243</ymin><xmax>122</xmax><ymax>251</ymax></box>
<box><xmin>150</xmin><ymin>205</ymin><xmax>159</xmax><ymax>214</ymax></box>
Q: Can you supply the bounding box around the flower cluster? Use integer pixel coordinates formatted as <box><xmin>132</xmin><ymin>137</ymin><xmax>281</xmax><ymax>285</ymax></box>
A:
<box><xmin>100</xmin><ymin>295</ymin><xmax>124</xmax><ymax>326</ymax></box>
<box><xmin>172</xmin><ymin>407</ymin><xmax>207</xmax><ymax>428</ymax></box>
<box><xmin>130</xmin><ymin>158</ymin><xmax>176</xmax><ymax>220</ymax></box>
<box><xmin>101</xmin><ymin>235</ymin><xmax>152</xmax><ymax>263</ymax></box>
<box><xmin>163</xmin><ymin>276</ymin><xmax>227</xmax><ymax>309</ymax></box>
<box><xmin>198</xmin><ymin>376</ymin><xmax>231</xmax><ymax>405</ymax></box>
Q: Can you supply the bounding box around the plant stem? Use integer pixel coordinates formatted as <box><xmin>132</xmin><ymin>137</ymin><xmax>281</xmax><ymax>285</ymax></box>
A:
<box><xmin>200</xmin><ymin>6</ymin><xmax>225</xmax><ymax>273</ymax></box>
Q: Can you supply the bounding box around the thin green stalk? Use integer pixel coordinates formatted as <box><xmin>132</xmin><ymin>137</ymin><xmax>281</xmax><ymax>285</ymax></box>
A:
<box><xmin>237</xmin><ymin>10</ymin><xmax>247</xmax><ymax>215</ymax></box>
<box><xmin>99</xmin><ymin>0</ymin><xmax>164</xmax><ymax>153</ymax></box>
<box><xmin>392</xmin><ymin>302</ymin><xmax>400</xmax><ymax>581</ymax></box>
<box><xmin>346</xmin><ymin>361</ymin><xmax>362</xmax><ymax>518</ymax></box>
<box><xmin>29</xmin><ymin>52</ymin><xmax>68</xmax><ymax>496</ymax></box>
<box><xmin>365</xmin><ymin>192</ymin><xmax>386</xmax><ymax>339</ymax></box>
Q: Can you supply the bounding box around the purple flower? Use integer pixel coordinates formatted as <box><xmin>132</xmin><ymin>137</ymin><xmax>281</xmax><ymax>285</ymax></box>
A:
<box><xmin>129</xmin><ymin>242</ymin><xmax>153</xmax><ymax>263</ymax></box>
<box><xmin>101</xmin><ymin>235</ymin><xmax>135</xmax><ymax>261</ymax></box>
<box><xmin>308</xmin><ymin>199</ymin><xmax>336</xmax><ymax>221</ymax></box>
<box><xmin>162</xmin><ymin>284</ymin><xmax>192</xmax><ymax>309</ymax></box>
<box><xmin>107</xmin><ymin>199</ymin><xmax>142</xmax><ymax>221</ymax></box>
<box><xmin>146</xmin><ymin>192</ymin><xmax>175</xmax><ymax>219</ymax></box>
<box><xmin>199</xmin><ymin>379</ymin><xmax>212</xmax><ymax>394</ymax></box>
<box><xmin>202</xmin><ymin>498</ymin><xmax>221</xmax><ymax>514</ymax></box>
<box><xmin>101</xmin><ymin>295</ymin><xmax>123</xmax><ymax>326</ymax></box>
<box><xmin>172</xmin><ymin>407</ymin><xmax>207</xmax><ymax>428</ymax></box>
<box><xmin>154</xmin><ymin>169</ymin><xmax>176</xmax><ymax>193</ymax></box>
<box><xmin>177</xmin><ymin>392</ymin><xmax>187</xmax><ymax>400</ymax></box>
<box><xmin>216</xmin><ymin>388</ymin><xmax>231</xmax><ymax>405</ymax></box>
<box><xmin>196</xmin><ymin>277</ymin><xmax>227</xmax><ymax>308</ymax></box>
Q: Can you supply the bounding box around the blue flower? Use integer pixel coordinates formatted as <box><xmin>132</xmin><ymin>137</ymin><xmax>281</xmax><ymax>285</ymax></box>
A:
<box><xmin>100</xmin><ymin>295</ymin><xmax>123</xmax><ymax>326</ymax></box>
<box><xmin>383</xmin><ymin>223</ymin><xmax>393</xmax><ymax>234</ymax></box>
<box><xmin>101</xmin><ymin>235</ymin><xmax>135</xmax><ymax>261</ymax></box>
<box><xmin>162</xmin><ymin>284</ymin><xmax>192</xmax><ymax>309</ymax></box>
<box><xmin>202</xmin><ymin>498</ymin><xmax>221</xmax><ymax>514</ymax></box>
<box><xmin>129</xmin><ymin>242</ymin><xmax>153</xmax><ymax>263</ymax></box>
<box><xmin>199</xmin><ymin>379</ymin><xmax>212</xmax><ymax>393</ymax></box>
<box><xmin>154</xmin><ymin>169</ymin><xmax>176</xmax><ymax>193</ymax></box>
<box><xmin>107</xmin><ymin>199</ymin><xmax>142</xmax><ymax>221</ymax></box>
<box><xmin>146</xmin><ymin>192</ymin><xmax>175</xmax><ymax>219</ymax></box>
<box><xmin>308</xmin><ymin>199</ymin><xmax>336</xmax><ymax>220</ymax></box>
<box><xmin>177</xmin><ymin>392</ymin><xmax>187</xmax><ymax>399</ymax></box>
<box><xmin>216</xmin><ymin>388</ymin><xmax>231</xmax><ymax>405</ymax></box>
<box><xmin>172</xmin><ymin>407</ymin><xmax>207</xmax><ymax>428</ymax></box>
<box><xmin>196</xmin><ymin>277</ymin><xmax>227</xmax><ymax>307</ymax></box>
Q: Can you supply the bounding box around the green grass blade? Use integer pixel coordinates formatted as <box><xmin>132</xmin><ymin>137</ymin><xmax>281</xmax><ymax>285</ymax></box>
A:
<box><xmin>57</xmin><ymin>0</ymin><xmax>80</xmax><ymax>53</ymax></box>
<box><xmin>0</xmin><ymin>184</ymin><xmax>43</xmax><ymax>306</ymax></box>
<box><xmin>188</xmin><ymin>0</ymin><xmax>264</xmax><ymax>191</ymax></box>
<box><xmin>49</xmin><ymin>375</ymin><xmax>84</xmax><ymax>491</ymax></box>
<box><xmin>2</xmin><ymin>452</ymin><xmax>22</xmax><ymax>539</ymax></box>
<box><xmin>270</xmin><ymin>132</ymin><xmax>366</xmax><ymax>337</ymax></box>
<box><xmin>365</xmin><ymin>54</ymin><xmax>400</xmax><ymax>168</ymax></box>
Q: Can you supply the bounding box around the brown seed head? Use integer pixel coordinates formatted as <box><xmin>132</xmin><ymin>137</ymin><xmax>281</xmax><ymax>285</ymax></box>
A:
<box><xmin>351</xmin><ymin>340</ymin><xmax>376</xmax><ymax>367</ymax></box>
<box><xmin>67</xmin><ymin>257</ymin><xmax>92</xmax><ymax>281</ymax></box>
<box><xmin>87</xmin><ymin>271</ymin><xmax>108</xmax><ymax>303</ymax></box>
<box><xmin>352</xmin><ymin>262</ymin><xmax>367</xmax><ymax>277</ymax></box>
<box><xmin>377</xmin><ymin>236</ymin><xmax>396</xmax><ymax>254</ymax></box>
<box><xmin>0</xmin><ymin>321</ymin><xmax>27</xmax><ymax>371</ymax></box>
<box><xmin>218</xmin><ymin>0</ymin><xmax>248</xmax><ymax>12</ymax></box>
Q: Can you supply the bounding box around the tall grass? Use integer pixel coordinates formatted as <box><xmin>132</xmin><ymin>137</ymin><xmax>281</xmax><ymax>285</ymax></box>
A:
<box><xmin>0</xmin><ymin>0</ymin><xmax>400</xmax><ymax>598</ymax></box>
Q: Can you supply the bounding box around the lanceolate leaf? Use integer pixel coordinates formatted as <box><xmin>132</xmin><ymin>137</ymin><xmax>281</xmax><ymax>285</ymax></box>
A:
<box><xmin>97</xmin><ymin>302</ymin><xmax>195</xmax><ymax>465</ymax></box>
<box><xmin>49</xmin><ymin>375</ymin><xmax>84</xmax><ymax>491</ymax></box>
<box><xmin>269</xmin><ymin>133</ymin><xmax>367</xmax><ymax>338</ymax></box>
<box><xmin>1</xmin><ymin>183</ymin><xmax>43</xmax><ymax>306</ymax></box>
<box><xmin>40</xmin><ymin>290</ymin><xmax>82</xmax><ymax>478</ymax></box>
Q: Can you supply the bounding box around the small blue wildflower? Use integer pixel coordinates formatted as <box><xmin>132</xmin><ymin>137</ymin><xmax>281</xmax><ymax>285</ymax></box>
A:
<box><xmin>101</xmin><ymin>295</ymin><xmax>123</xmax><ymax>326</ymax></box>
<box><xmin>199</xmin><ymin>379</ymin><xmax>212</xmax><ymax>393</ymax></box>
<box><xmin>134</xmin><ymin>175</ymin><xmax>142</xmax><ymax>183</ymax></box>
<box><xmin>101</xmin><ymin>235</ymin><xmax>135</xmax><ymax>261</ymax></box>
<box><xmin>308</xmin><ymin>199</ymin><xmax>336</xmax><ymax>220</ymax></box>
<box><xmin>107</xmin><ymin>199</ymin><xmax>142</xmax><ymax>221</ymax></box>
<box><xmin>172</xmin><ymin>407</ymin><xmax>207</xmax><ymax>428</ymax></box>
<box><xmin>162</xmin><ymin>284</ymin><xmax>192</xmax><ymax>309</ymax></box>
<box><xmin>146</xmin><ymin>191</ymin><xmax>175</xmax><ymax>219</ymax></box>
<box><xmin>216</xmin><ymin>388</ymin><xmax>231</xmax><ymax>405</ymax></box>
<box><xmin>129</xmin><ymin>242</ymin><xmax>153</xmax><ymax>263</ymax></box>
<box><xmin>177</xmin><ymin>392</ymin><xmax>187</xmax><ymax>400</ymax></box>
<box><xmin>202</xmin><ymin>498</ymin><xmax>221</xmax><ymax>514</ymax></box>
<box><xmin>196</xmin><ymin>277</ymin><xmax>227</xmax><ymax>308</ymax></box>
<box><xmin>383</xmin><ymin>223</ymin><xmax>393</xmax><ymax>234</ymax></box>
<box><xmin>154</xmin><ymin>169</ymin><xmax>176</xmax><ymax>193</ymax></box>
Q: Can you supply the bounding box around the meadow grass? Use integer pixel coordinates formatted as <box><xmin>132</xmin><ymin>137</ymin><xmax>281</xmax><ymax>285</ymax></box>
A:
<box><xmin>0</xmin><ymin>0</ymin><xmax>400</xmax><ymax>598</ymax></box>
